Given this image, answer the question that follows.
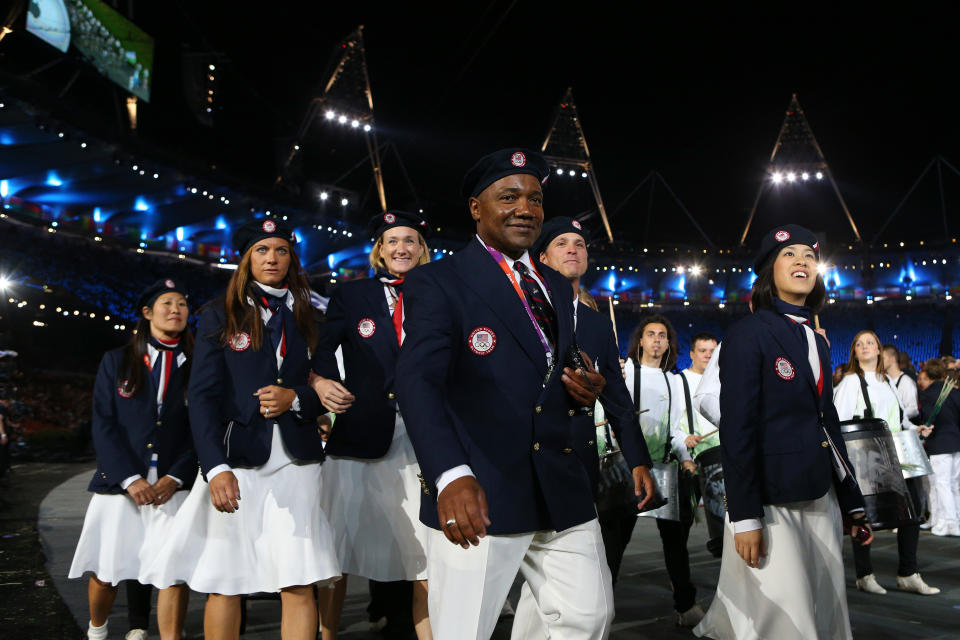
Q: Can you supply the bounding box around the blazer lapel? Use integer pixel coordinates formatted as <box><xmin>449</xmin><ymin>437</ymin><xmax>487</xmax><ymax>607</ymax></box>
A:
<box><xmin>758</xmin><ymin>309</ymin><xmax>819</xmax><ymax>402</ymax></box>
<box><xmin>362</xmin><ymin>279</ymin><xmax>399</xmax><ymax>356</ymax></box>
<box><xmin>455</xmin><ymin>239</ymin><xmax>547</xmax><ymax>374</ymax></box>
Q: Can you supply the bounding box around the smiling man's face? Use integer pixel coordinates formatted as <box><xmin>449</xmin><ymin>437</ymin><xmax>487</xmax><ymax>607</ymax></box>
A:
<box><xmin>470</xmin><ymin>173</ymin><xmax>544</xmax><ymax>259</ymax></box>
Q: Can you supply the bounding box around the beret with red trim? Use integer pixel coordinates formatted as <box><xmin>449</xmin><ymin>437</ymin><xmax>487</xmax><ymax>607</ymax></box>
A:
<box><xmin>232</xmin><ymin>218</ymin><xmax>297</xmax><ymax>256</ymax></box>
<box><xmin>753</xmin><ymin>224</ymin><xmax>821</xmax><ymax>271</ymax></box>
<box><xmin>366</xmin><ymin>210</ymin><xmax>431</xmax><ymax>241</ymax></box>
<box><xmin>136</xmin><ymin>278</ymin><xmax>188</xmax><ymax>312</ymax></box>
<box><xmin>461</xmin><ymin>148</ymin><xmax>550</xmax><ymax>199</ymax></box>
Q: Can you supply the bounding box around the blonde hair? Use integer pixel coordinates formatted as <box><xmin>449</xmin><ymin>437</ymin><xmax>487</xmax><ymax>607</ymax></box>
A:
<box><xmin>369</xmin><ymin>230</ymin><xmax>431</xmax><ymax>271</ymax></box>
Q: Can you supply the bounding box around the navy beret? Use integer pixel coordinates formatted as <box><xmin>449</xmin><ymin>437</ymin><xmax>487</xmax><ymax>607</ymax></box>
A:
<box><xmin>366</xmin><ymin>210</ymin><xmax>431</xmax><ymax>241</ymax></box>
<box><xmin>136</xmin><ymin>278</ymin><xmax>188</xmax><ymax>313</ymax></box>
<box><xmin>532</xmin><ymin>216</ymin><xmax>590</xmax><ymax>257</ymax></box>
<box><xmin>753</xmin><ymin>224</ymin><xmax>821</xmax><ymax>271</ymax></box>
<box><xmin>461</xmin><ymin>148</ymin><xmax>550</xmax><ymax>198</ymax></box>
<box><xmin>232</xmin><ymin>218</ymin><xmax>297</xmax><ymax>256</ymax></box>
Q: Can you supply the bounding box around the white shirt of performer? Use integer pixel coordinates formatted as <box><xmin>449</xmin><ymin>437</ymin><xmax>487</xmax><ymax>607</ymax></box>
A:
<box><xmin>623</xmin><ymin>360</ymin><xmax>690</xmax><ymax>463</ymax></box>
<box><xmin>834</xmin><ymin>371</ymin><xmax>917</xmax><ymax>433</ymax></box>
<box><xmin>693</xmin><ymin>342</ymin><xmax>722</xmax><ymax>428</ymax></box>
<box><xmin>892</xmin><ymin>372</ymin><xmax>920</xmax><ymax>421</ymax></box>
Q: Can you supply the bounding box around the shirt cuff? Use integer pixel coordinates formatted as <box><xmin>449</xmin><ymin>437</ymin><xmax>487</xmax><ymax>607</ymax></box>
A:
<box><xmin>732</xmin><ymin>518</ymin><xmax>763</xmax><ymax>533</ymax></box>
<box><xmin>166</xmin><ymin>475</ymin><xmax>183</xmax><ymax>487</ymax></box>
<box><xmin>120</xmin><ymin>474</ymin><xmax>142</xmax><ymax>491</ymax></box>
<box><xmin>206</xmin><ymin>464</ymin><xmax>233</xmax><ymax>482</ymax></box>
<box><xmin>291</xmin><ymin>394</ymin><xmax>301</xmax><ymax>413</ymax></box>
<box><xmin>436</xmin><ymin>465</ymin><xmax>475</xmax><ymax>496</ymax></box>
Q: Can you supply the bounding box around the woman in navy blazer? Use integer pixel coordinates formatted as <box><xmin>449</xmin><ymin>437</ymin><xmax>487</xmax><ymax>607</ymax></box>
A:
<box><xmin>140</xmin><ymin>220</ymin><xmax>338</xmax><ymax>640</ymax></box>
<box><xmin>69</xmin><ymin>279</ymin><xmax>195</xmax><ymax>640</ymax></box>
<box><xmin>695</xmin><ymin>225</ymin><xmax>872</xmax><ymax>640</ymax></box>
<box><xmin>312</xmin><ymin>210</ymin><xmax>433</xmax><ymax>640</ymax></box>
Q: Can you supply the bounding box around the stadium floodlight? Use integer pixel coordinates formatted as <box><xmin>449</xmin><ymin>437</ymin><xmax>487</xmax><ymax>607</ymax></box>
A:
<box><xmin>771</xmin><ymin>172</ymin><xmax>783</xmax><ymax>184</ymax></box>
<box><xmin>350</xmin><ymin>120</ymin><xmax>359</xmax><ymax>128</ymax></box>
<box><xmin>338</xmin><ymin>115</ymin><xmax>347</xmax><ymax>124</ymax></box>
<box><xmin>319</xmin><ymin>191</ymin><xmax>329</xmax><ymax>201</ymax></box>
<box><xmin>691</xmin><ymin>265</ymin><xmax>702</xmax><ymax>276</ymax></box>
<box><xmin>817</xmin><ymin>263</ymin><xmax>829</xmax><ymax>275</ymax></box>
<box><xmin>815</xmin><ymin>171</ymin><xmax>824</xmax><ymax>180</ymax></box>
<box><xmin>801</xmin><ymin>172</ymin><xmax>810</xmax><ymax>181</ymax></box>
<box><xmin>341</xmin><ymin>198</ymin><xmax>349</xmax><ymax>206</ymax></box>
<box><xmin>556</xmin><ymin>167</ymin><xmax>564</xmax><ymax>176</ymax></box>
<box><xmin>363</xmin><ymin>124</ymin><xmax>372</xmax><ymax>132</ymax></box>
<box><xmin>786</xmin><ymin>172</ymin><xmax>797</xmax><ymax>182</ymax></box>
<box><xmin>208</xmin><ymin>64</ymin><xmax>216</xmax><ymax>71</ymax></box>
<box><xmin>325</xmin><ymin>110</ymin><xmax>336</xmax><ymax>120</ymax></box>
<box><xmin>0</xmin><ymin>275</ymin><xmax>10</xmax><ymax>290</ymax></box>
<box><xmin>581</xmin><ymin>172</ymin><xmax>588</xmax><ymax>178</ymax></box>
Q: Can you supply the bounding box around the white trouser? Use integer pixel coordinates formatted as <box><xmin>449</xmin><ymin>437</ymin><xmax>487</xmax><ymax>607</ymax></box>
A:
<box><xmin>427</xmin><ymin>518</ymin><xmax>614</xmax><ymax>640</ymax></box>
<box><xmin>930</xmin><ymin>452</ymin><xmax>960</xmax><ymax>527</ymax></box>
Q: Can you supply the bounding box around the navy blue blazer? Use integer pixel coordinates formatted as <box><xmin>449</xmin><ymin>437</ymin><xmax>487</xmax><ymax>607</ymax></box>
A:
<box><xmin>314</xmin><ymin>278</ymin><xmax>399</xmax><ymax>458</ymax></box>
<box><xmin>396</xmin><ymin>238</ymin><xmax>598</xmax><ymax>534</ymax></box>
<box><xmin>719</xmin><ymin>309</ymin><xmax>864</xmax><ymax>522</ymax></box>
<box><xmin>189</xmin><ymin>299</ymin><xmax>324</xmax><ymax>475</ymax></box>
<box><xmin>919</xmin><ymin>381</ymin><xmax>960</xmax><ymax>455</ymax></box>
<box><xmin>572</xmin><ymin>303</ymin><xmax>652</xmax><ymax>491</ymax></box>
<box><xmin>89</xmin><ymin>347</ymin><xmax>196</xmax><ymax>494</ymax></box>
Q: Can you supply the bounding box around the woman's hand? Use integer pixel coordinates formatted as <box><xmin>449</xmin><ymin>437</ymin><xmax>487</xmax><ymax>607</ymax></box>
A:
<box><xmin>151</xmin><ymin>475</ymin><xmax>180</xmax><ymax>506</ymax></box>
<box><xmin>850</xmin><ymin>514</ymin><xmax>874</xmax><ymax>546</ymax></box>
<box><xmin>918</xmin><ymin>424</ymin><xmax>934</xmax><ymax>438</ymax></box>
<box><xmin>311</xmin><ymin>376</ymin><xmax>356</xmax><ymax>414</ymax></box>
<box><xmin>255</xmin><ymin>385</ymin><xmax>296</xmax><ymax>418</ymax></box>
<box><xmin>734</xmin><ymin>529</ymin><xmax>766</xmax><ymax>568</ymax></box>
<box><xmin>126</xmin><ymin>478</ymin><xmax>158</xmax><ymax>506</ymax></box>
<box><xmin>209</xmin><ymin>471</ymin><xmax>241</xmax><ymax>513</ymax></box>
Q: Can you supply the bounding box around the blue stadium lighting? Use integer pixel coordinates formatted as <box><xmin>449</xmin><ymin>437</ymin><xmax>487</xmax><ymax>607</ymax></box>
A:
<box><xmin>215</xmin><ymin>216</ymin><xmax>227</xmax><ymax>230</ymax></box>
<box><xmin>607</xmin><ymin>272</ymin><xmax>616</xmax><ymax>291</ymax></box>
<box><xmin>176</xmin><ymin>227</ymin><xmax>185</xmax><ymax>241</ymax></box>
<box><xmin>93</xmin><ymin>207</ymin><xmax>102</xmax><ymax>222</ymax></box>
<box><xmin>294</xmin><ymin>231</ymin><xmax>303</xmax><ymax>243</ymax></box>
<box><xmin>0</xmin><ymin>180</ymin><xmax>7</xmax><ymax>197</ymax></box>
<box><xmin>45</xmin><ymin>171</ymin><xmax>63</xmax><ymax>187</ymax></box>
<box><xmin>134</xmin><ymin>197</ymin><xmax>150</xmax><ymax>211</ymax></box>
<box><xmin>140</xmin><ymin>231</ymin><xmax>148</xmax><ymax>241</ymax></box>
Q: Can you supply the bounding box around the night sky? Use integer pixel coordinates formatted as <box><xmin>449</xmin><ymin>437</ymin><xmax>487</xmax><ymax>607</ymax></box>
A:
<box><xmin>5</xmin><ymin>3</ymin><xmax>958</xmax><ymax>248</ymax></box>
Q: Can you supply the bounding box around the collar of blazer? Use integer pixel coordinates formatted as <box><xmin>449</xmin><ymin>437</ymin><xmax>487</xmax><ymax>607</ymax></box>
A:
<box><xmin>453</xmin><ymin>238</ymin><xmax>571</xmax><ymax>376</ymax></box>
<box><xmin>756</xmin><ymin>308</ymin><xmax>825</xmax><ymax>409</ymax></box>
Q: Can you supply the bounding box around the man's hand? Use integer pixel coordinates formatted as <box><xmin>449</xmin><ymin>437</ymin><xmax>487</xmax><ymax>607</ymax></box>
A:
<box><xmin>684</xmin><ymin>434</ymin><xmax>702</xmax><ymax>449</ymax></box>
<box><xmin>151</xmin><ymin>475</ymin><xmax>180</xmax><ymax>506</ymax></box>
<box><xmin>209</xmin><ymin>471</ymin><xmax>241</xmax><ymax>513</ymax></box>
<box><xmin>310</xmin><ymin>376</ymin><xmax>356</xmax><ymax>414</ymax></box>
<box><xmin>126</xmin><ymin>478</ymin><xmax>158</xmax><ymax>506</ymax></box>
<box><xmin>734</xmin><ymin>529</ymin><xmax>766</xmax><ymax>568</ymax></box>
<box><xmin>437</xmin><ymin>476</ymin><xmax>490</xmax><ymax>549</ymax></box>
<box><xmin>632</xmin><ymin>465</ymin><xmax>655</xmax><ymax>511</ymax></box>
<box><xmin>255</xmin><ymin>385</ymin><xmax>296</xmax><ymax>418</ymax></box>
<box><xmin>562</xmin><ymin>352</ymin><xmax>605</xmax><ymax>406</ymax></box>
<box><xmin>681</xmin><ymin>460</ymin><xmax>697</xmax><ymax>475</ymax></box>
<box><xmin>919</xmin><ymin>424</ymin><xmax>934</xmax><ymax>438</ymax></box>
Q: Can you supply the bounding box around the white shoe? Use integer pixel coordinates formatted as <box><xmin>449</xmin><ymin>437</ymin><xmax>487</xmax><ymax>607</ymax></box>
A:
<box><xmin>897</xmin><ymin>573</ymin><xmax>940</xmax><ymax>595</ymax></box>
<box><xmin>919</xmin><ymin>521</ymin><xmax>933</xmax><ymax>530</ymax></box>
<box><xmin>856</xmin><ymin>574</ymin><xmax>887</xmax><ymax>595</ymax></box>
<box><xmin>948</xmin><ymin>523</ymin><xmax>960</xmax><ymax>537</ymax></box>
<box><xmin>676</xmin><ymin>604</ymin><xmax>705</xmax><ymax>627</ymax></box>
<box><xmin>125</xmin><ymin>630</ymin><xmax>148</xmax><ymax>640</ymax></box>
<box><xmin>931</xmin><ymin>523</ymin><xmax>950</xmax><ymax>536</ymax></box>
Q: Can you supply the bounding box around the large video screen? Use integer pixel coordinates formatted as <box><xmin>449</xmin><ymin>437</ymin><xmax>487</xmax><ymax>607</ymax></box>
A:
<box><xmin>26</xmin><ymin>0</ymin><xmax>71</xmax><ymax>53</ymax></box>
<box><xmin>64</xmin><ymin>0</ymin><xmax>154</xmax><ymax>102</ymax></box>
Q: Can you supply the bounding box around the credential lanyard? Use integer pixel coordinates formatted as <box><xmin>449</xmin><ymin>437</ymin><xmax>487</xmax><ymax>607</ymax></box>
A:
<box><xmin>484</xmin><ymin>244</ymin><xmax>552</xmax><ymax>359</ymax></box>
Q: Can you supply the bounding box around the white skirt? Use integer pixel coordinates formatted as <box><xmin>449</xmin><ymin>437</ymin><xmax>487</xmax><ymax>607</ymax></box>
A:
<box><xmin>694</xmin><ymin>488</ymin><xmax>852</xmax><ymax>640</ymax></box>
<box><xmin>68</xmin><ymin>470</ymin><xmax>188</xmax><ymax>586</ymax></box>
<box><xmin>140</xmin><ymin>425</ymin><xmax>340</xmax><ymax>595</ymax></box>
<box><xmin>320</xmin><ymin>414</ymin><xmax>429</xmax><ymax>581</ymax></box>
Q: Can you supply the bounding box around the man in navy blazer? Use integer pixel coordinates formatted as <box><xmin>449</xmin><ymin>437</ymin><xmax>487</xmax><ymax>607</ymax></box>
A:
<box><xmin>395</xmin><ymin>149</ymin><xmax>653</xmax><ymax>639</ymax></box>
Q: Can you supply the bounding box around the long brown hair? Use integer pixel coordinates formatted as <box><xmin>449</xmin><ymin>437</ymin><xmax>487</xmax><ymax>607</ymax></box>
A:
<box><xmin>221</xmin><ymin>241</ymin><xmax>317</xmax><ymax>351</ymax></box>
<box><xmin>627</xmin><ymin>314</ymin><xmax>678</xmax><ymax>372</ymax></box>
<box><xmin>117</xmin><ymin>306</ymin><xmax>194</xmax><ymax>397</ymax></box>
<box><xmin>843</xmin><ymin>329</ymin><xmax>887</xmax><ymax>380</ymax></box>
